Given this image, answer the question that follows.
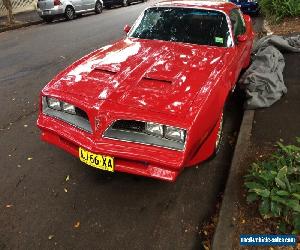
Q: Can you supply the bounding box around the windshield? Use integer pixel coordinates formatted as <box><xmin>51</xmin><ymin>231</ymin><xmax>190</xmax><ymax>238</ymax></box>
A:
<box><xmin>129</xmin><ymin>7</ymin><xmax>232</xmax><ymax>47</ymax></box>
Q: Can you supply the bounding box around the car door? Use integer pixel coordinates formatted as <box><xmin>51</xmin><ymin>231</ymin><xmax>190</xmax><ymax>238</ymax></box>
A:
<box><xmin>81</xmin><ymin>0</ymin><xmax>95</xmax><ymax>10</ymax></box>
<box><xmin>69</xmin><ymin>0</ymin><xmax>83</xmax><ymax>11</ymax></box>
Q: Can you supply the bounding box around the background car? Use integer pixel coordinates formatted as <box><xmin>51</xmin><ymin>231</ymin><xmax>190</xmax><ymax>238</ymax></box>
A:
<box><xmin>102</xmin><ymin>0</ymin><xmax>144</xmax><ymax>8</ymax></box>
<box><xmin>37</xmin><ymin>0</ymin><xmax>103</xmax><ymax>22</ymax></box>
<box><xmin>229</xmin><ymin>0</ymin><xmax>259</xmax><ymax>15</ymax></box>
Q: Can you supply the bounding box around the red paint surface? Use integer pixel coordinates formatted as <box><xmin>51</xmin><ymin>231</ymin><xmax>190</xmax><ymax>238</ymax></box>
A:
<box><xmin>37</xmin><ymin>1</ymin><xmax>255</xmax><ymax>181</ymax></box>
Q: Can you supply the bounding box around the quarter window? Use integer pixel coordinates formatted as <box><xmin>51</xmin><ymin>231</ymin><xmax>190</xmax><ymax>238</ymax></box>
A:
<box><xmin>230</xmin><ymin>9</ymin><xmax>246</xmax><ymax>38</ymax></box>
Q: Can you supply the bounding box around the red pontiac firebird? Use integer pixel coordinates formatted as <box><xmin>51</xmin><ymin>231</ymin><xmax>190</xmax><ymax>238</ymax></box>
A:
<box><xmin>37</xmin><ymin>1</ymin><xmax>255</xmax><ymax>181</ymax></box>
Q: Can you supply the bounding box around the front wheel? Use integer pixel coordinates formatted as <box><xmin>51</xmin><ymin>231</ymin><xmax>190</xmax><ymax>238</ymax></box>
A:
<box><xmin>95</xmin><ymin>1</ymin><xmax>102</xmax><ymax>14</ymax></box>
<box><xmin>65</xmin><ymin>6</ymin><xmax>75</xmax><ymax>20</ymax></box>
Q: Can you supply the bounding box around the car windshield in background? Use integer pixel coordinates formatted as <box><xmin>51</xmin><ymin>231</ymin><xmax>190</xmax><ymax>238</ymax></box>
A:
<box><xmin>130</xmin><ymin>7</ymin><xmax>232</xmax><ymax>47</ymax></box>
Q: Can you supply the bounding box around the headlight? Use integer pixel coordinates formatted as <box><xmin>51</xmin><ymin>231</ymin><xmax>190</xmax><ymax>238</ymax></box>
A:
<box><xmin>46</xmin><ymin>97</ymin><xmax>76</xmax><ymax>115</ymax></box>
<box><xmin>165</xmin><ymin>126</ymin><xmax>186</xmax><ymax>143</ymax></box>
<box><xmin>62</xmin><ymin>102</ymin><xmax>76</xmax><ymax>114</ymax></box>
<box><xmin>145</xmin><ymin>122</ymin><xmax>163</xmax><ymax>137</ymax></box>
<box><xmin>47</xmin><ymin>97</ymin><xmax>61</xmax><ymax>111</ymax></box>
<box><xmin>145</xmin><ymin>122</ymin><xmax>186</xmax><ymax>142</ymax></box>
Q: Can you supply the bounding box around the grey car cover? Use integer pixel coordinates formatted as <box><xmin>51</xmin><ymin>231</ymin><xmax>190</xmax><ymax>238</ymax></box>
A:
<box><xmin>239</xmin><ymin>35</ymin><xmax>300</xmax><ymax>109</ymax></box>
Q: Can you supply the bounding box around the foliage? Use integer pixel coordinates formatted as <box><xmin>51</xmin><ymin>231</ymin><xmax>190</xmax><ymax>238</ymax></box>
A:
<box><xmin>244</xmin><ymin>138</ymin><xmax>300</xmax><ymax>233</ymax></box>
<box><xmin>258</xmin><ymin>0</ymin><xmax>300</xmax><ymax>22</ymax></box>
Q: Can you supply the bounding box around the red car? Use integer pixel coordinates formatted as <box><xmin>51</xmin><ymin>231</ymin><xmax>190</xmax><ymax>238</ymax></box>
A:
<box><xmin>37</xmin><ymin>1</ymin><xmax>255</xmax><ymax>181</ymax></box>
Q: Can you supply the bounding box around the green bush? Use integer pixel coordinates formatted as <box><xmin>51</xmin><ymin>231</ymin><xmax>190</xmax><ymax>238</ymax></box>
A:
<box><xmin>259</xmin><ymin>0</ymin><xmax>300</xmax><ymax>21</ymax></box>
<box><xmin>244</xmin><ymin>138</ymin><xmax>300</xmax><ymax>233</ymax></box>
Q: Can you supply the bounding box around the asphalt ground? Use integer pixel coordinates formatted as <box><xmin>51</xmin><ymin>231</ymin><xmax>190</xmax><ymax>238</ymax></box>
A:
<box><xmin>0</xmin><ymin>3</ymin><xmax>263</xmax><ymax>249</ymax></box>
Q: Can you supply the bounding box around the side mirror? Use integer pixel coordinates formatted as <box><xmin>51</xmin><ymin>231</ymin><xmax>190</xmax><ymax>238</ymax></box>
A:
<box><xmin>243</xmin><ymin>14</ymin><xmax>251</xmax><ymax>24</ymax></box>
<box><xmin>124</xmin><ymin>25</ymin><xmax>131</xmax><ymax>34</ymax></box>
<box><xmin>237</xmin><ymin>34</ymin><xmax>248</xmax><ymax>43</ymax></box>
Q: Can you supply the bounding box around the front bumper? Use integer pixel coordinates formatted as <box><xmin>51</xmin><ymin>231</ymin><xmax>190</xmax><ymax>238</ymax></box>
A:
<box><xmin>37</xmin><ymin>114</ymin><xmax>186</xmax><ymax>181</ymax></box>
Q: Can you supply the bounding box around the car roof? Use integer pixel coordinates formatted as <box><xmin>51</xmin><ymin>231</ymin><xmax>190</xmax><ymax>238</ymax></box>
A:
<box><xmin>153</xmin><ymin>0</ymin><xmax>237</xmax><ymax>14</ymax></box>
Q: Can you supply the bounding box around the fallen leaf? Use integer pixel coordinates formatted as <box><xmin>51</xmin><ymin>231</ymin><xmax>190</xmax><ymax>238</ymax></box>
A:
<box><xmin>64</xmin><ymin>188</ymin><xmax>68</xmax><ymax>193</ymax></box>
<box><xmin>27</xmin><ymin>157</ymin><xmax>33</xmax><ymax>161</ymax></box>
<box><xmin>48</xmin><ymin>235</ymin><xmax>54</xmax><ymax>240</ymax></box>
<box><xmin>65</xmin><ymin>175</ymin><xmax>70</xmax><ymax>182</ymax></box>
<box><xmin>17</xmin><ymin>164</ymin><xmax>21</xmax><ymax>168</ymax></box>
<box><xmin>6</xmin><ymin>204</ymin><xmax>13</xmax><ymax>208</ymax></box>
<box><xmin>24</xmin><ymin>125</ymin><xmax>28</xmax><ymax>128</ymax></box>
<box><xmin>74</xmin><ymin>221</ymin><xmax>80</xmax><ymax>228</ymax></box>
<box><xmin>242</xmin><ymin>219</ymin><xmax>246</xmax><ymax>224</ymax></box>
<box><xmin>203</xmin><ymin>245</ymin><xmax>209</xmax><ymax>250</ymax></box>
<box><xmin>204</xmin><ymin>230</ymin><xmax>208</xmax><ymax>235</ymax></box>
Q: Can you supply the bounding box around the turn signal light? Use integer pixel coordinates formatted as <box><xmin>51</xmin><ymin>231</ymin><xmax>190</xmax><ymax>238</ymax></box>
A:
<box><xmin>54</xmin><ymin>0</ymin><xmax>61</xmax><ymax>5</ymax></box>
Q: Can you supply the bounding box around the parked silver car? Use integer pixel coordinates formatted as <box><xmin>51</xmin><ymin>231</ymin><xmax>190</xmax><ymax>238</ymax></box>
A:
<box><xmin>37</xmin><ymin>0</ymin><xmax>103</xmax><ymax>22</ymax></box>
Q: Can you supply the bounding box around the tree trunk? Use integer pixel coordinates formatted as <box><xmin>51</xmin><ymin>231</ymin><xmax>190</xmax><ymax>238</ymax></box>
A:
<box><xmin>2</xmin><ymin>0</ymin><xmax>15</xmax><ymax>24</ymax></box>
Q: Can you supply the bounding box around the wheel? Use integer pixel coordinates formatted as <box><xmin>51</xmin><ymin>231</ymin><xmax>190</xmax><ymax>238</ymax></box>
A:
<box><xmin>42</xmin><ymin>16</ymin><xmax>54</xmax><ymax>23</ymax></box>
<box><xmin>65</xmin><ymin>6</ymin><xmax>75</xmax><ymax>20</ymax></box>
<box><xmin>122</xmin><ymin>0</ymin><xmax>128</xmax><ymax>7</ymax></box>
<box><xmin>95</xmin><ymin>1</ymin><xmax>102</xmax><ymax>14</ymax></box>
<box><xmin>214</xmin><ymin>112</ymin><xmax>224</xmax><ymax>154</ymax></box>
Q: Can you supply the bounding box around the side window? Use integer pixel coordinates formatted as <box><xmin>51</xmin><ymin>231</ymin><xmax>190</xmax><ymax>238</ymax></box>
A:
<box><xmin>229</xmin><ymin>9</ymin><xmax>246</xmax><ymax>38</ymax></box>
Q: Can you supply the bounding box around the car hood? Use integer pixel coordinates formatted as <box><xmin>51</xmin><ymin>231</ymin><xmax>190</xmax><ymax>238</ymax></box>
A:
<box><xmin>50</xmin><ymin>38</ymin><xmax>228</xmax><ymax>117</ymax></box>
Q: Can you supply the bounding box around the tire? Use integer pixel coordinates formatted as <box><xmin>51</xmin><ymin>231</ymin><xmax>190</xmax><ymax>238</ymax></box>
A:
<box><xmin>42</xmin><ymin>16</ymin><xmax>54</xmax><ymax>23</ymax></box>
<box><xmin>122</xmin><ymin>0</ymin><xmax>128</xmax><ymax>7</ymax></box>
<box><xmin>214</xmin><ymin>112</ymin><xmax>224</xmax><ymax>154</ymax></box>
<box><xmin>95</xmin><ymin>1</ymin><xmax>102</xmax><ymax>14</ymax></box>
<box><xmin>65</xmin><ymin>6</ymin><xmax>75</xmax><ymax>20</ymax></box>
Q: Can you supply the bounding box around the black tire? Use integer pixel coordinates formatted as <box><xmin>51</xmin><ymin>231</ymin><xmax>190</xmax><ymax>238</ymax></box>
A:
<box><xmin>95</xmin><ymin>1</ymin><xmax>102</xmax><ymax>14</ymax></box>
<box><xmin>65</xmin><ymin>6</ymin><xmax>75</xmax><ymax>20</ymax></box>
<box><xmin>42</xmin><ymin>16</ymin><xmax>54</xmax><ymax>23</ymax></box>
<box><xmin>214</xmin><ymin>112</ymin><xmax>224</xmax><ymax>155</ymax></box>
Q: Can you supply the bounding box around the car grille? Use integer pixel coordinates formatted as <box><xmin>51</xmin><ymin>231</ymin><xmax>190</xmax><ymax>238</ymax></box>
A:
<box><xmin>111</xmin><ymin>120</ymin><xmax>146</xmax><ymax>133</ymax></box>
<box><xmin>42</xmin><ymin>97</ymin><xmax>92</xmax><ymax>133</ymax></box>
<box><xmin>104</xmin><ymin>120</ymin><xmax>185</xmax><ymax>151</ymax></box>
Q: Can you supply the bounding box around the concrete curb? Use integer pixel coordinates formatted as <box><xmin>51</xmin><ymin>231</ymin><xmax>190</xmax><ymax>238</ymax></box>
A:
<box><xmin>212</xmin><ymin>110</ymin><xmax>255</xmax><ymax>250</ymax></box>
<box><xmin>0</xmin><ymin>20</ymin><xmax>43</xmax><ymax>33</ymax></box>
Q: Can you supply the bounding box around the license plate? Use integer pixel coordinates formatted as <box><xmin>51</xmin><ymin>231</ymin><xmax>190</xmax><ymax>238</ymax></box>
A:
<box><xmin>79</xmin><ymin>147</ymin><xmax>114</xmax><ymax>172</ymax></box>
